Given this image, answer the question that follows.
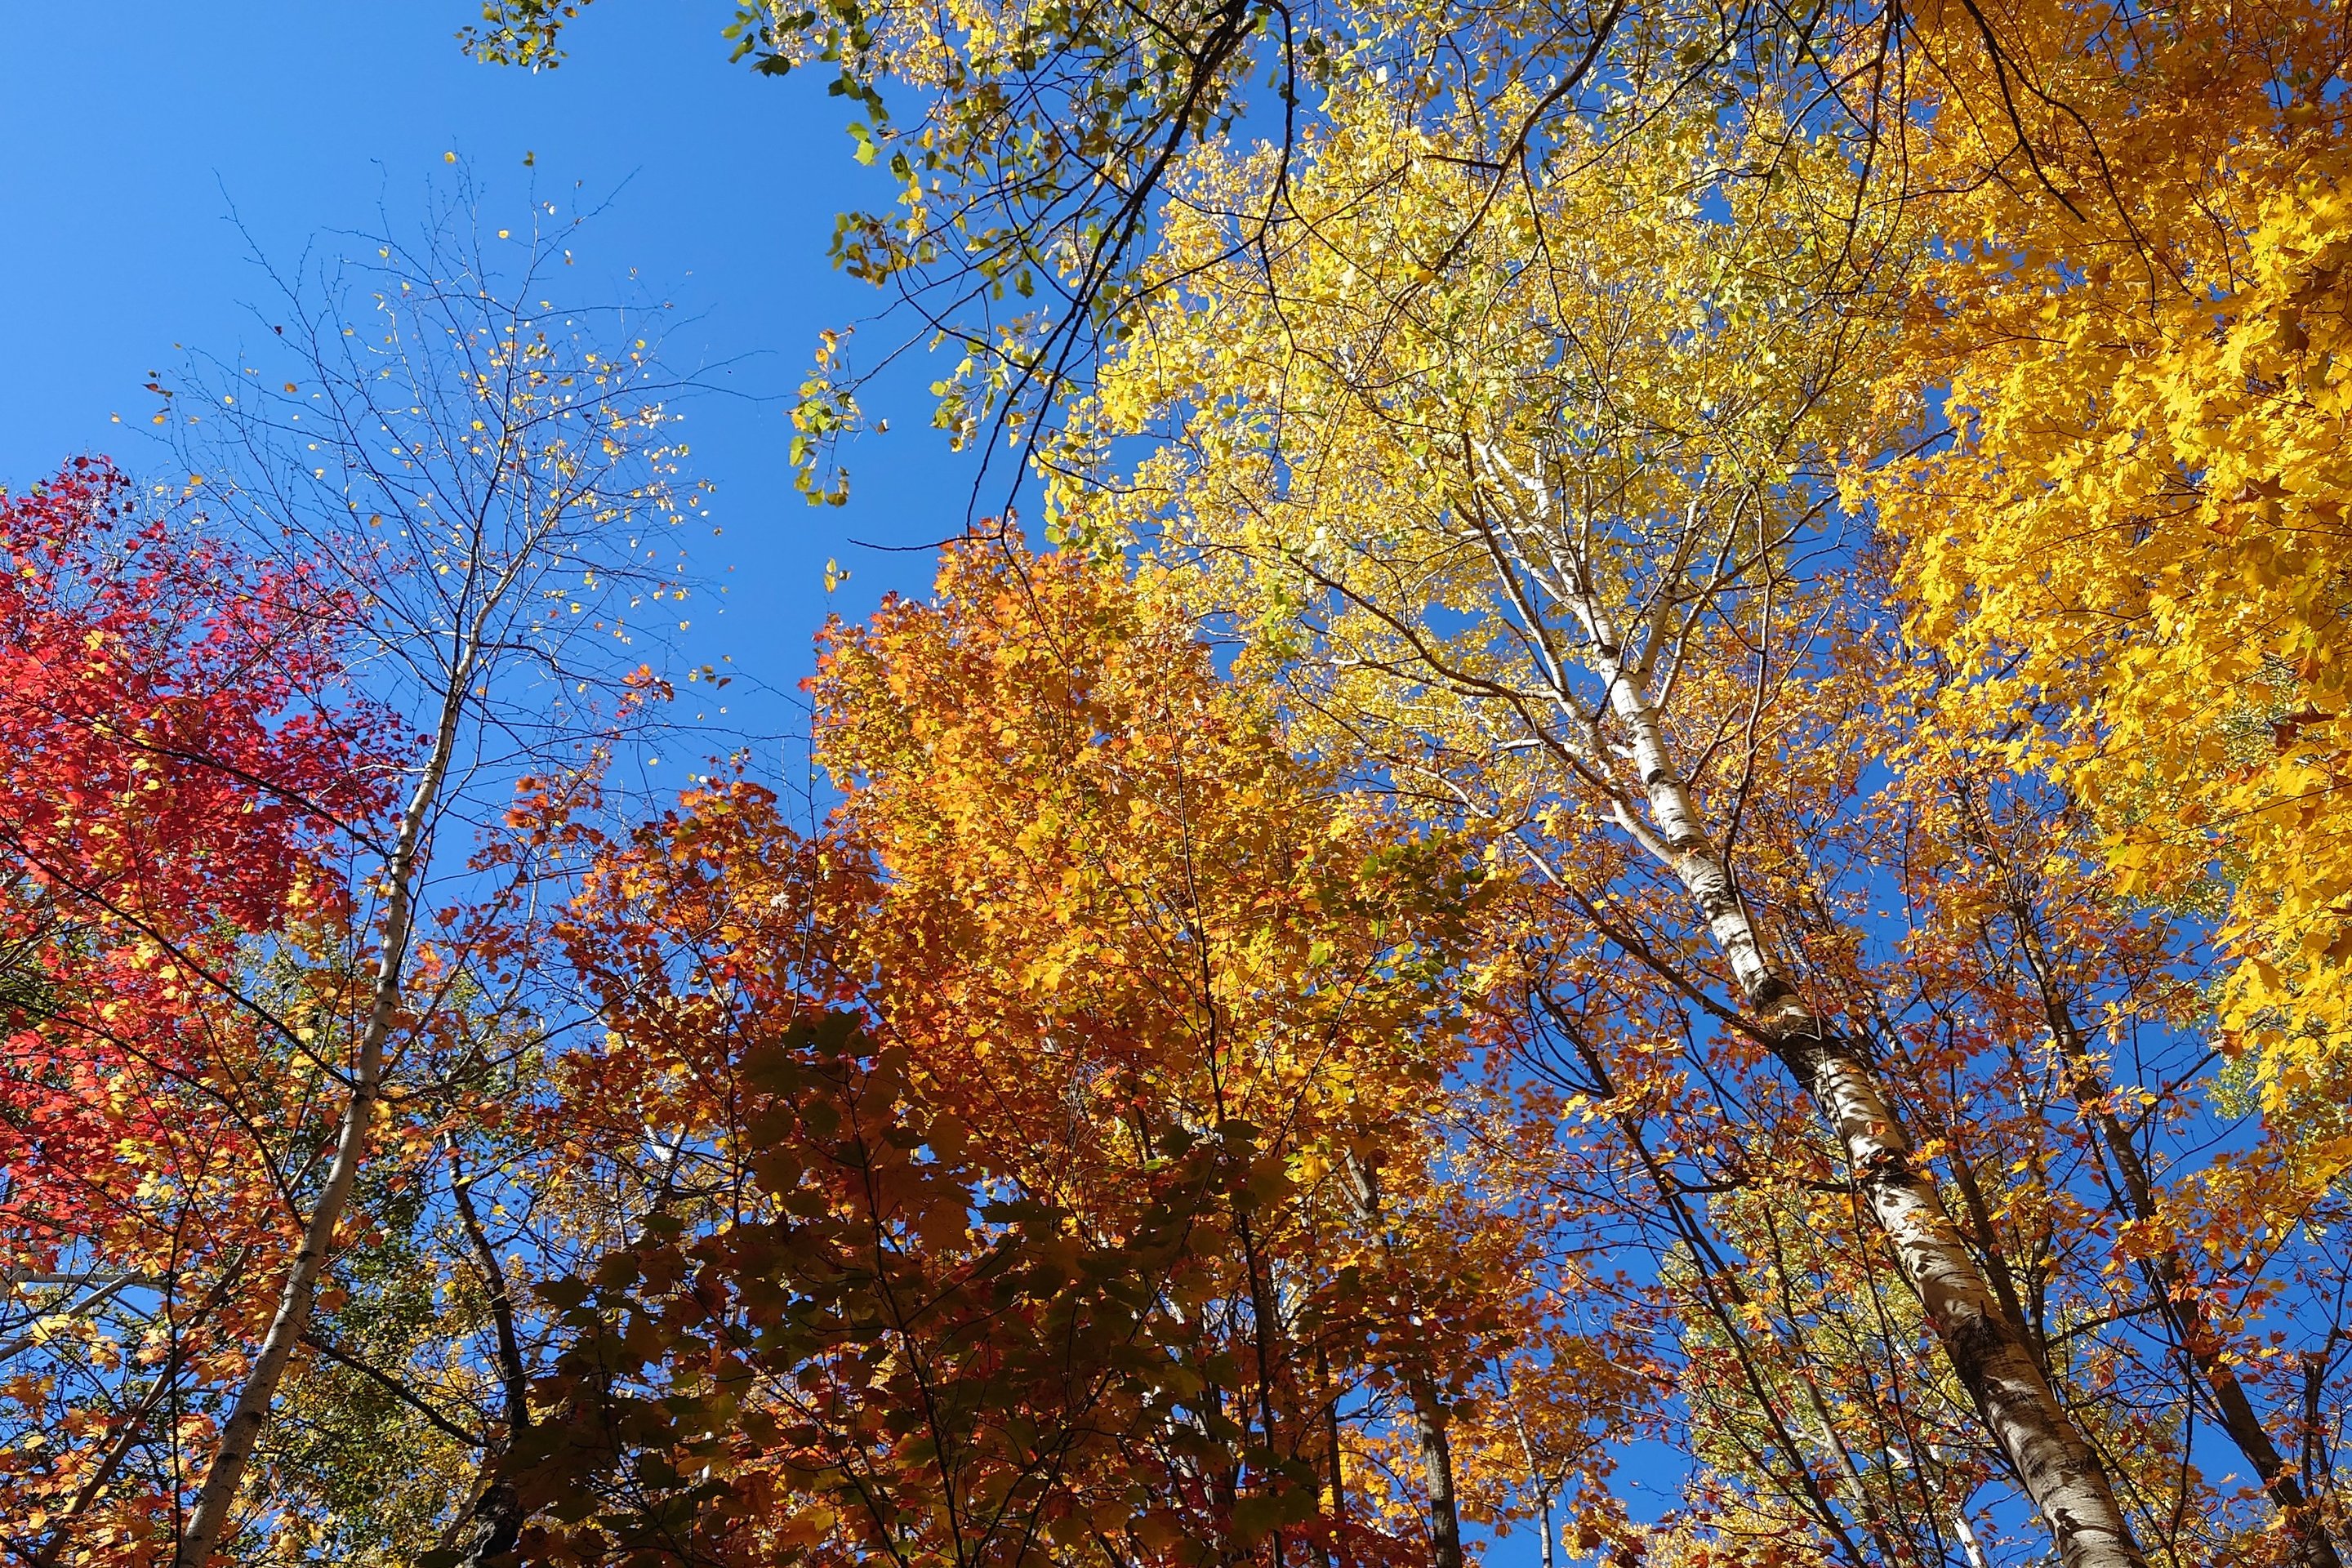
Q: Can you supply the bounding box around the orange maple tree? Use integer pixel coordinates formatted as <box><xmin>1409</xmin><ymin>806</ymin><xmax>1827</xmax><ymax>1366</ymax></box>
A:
<box><xmin>498</xmin><ymin>535</ymin><xmax>1629</xmax><ymax>1567</ymax></box>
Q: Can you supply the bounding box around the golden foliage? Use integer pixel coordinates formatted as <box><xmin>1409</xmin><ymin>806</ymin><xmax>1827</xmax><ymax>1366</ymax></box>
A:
<box><xmin>1865</xmin><ymin>0</ymin><xmax>2352</xmax><ymax>1152</ymax></box>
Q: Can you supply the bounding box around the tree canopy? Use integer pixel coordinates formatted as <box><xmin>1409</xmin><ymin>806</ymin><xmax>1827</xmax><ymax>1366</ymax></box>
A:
<box><xmin>3</xmin><ymin>2</ymin><xmax>2346</xmax><ymax>1566</ymax></box>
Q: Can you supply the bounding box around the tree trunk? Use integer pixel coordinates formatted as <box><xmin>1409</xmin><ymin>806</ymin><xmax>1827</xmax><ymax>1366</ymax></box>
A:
<box><xmin>440</xmin><ymin>1144</ymin><xmax>537</xmax><ymax>1568</ymax></box>
<box><xmin>1592</xmin><ymin>655</ymin><xmax>2148</xmax><ymax>1568</ymax></box>
<box><xmin>1316</xmin><ymin>1335</ymin><xmax>1347</xmax><ymax>1568</ymax></box>
<box><xmin>1233</xmin><ymin>1200</ymin><xmax>1290</xmax><ymax>1568</ymax></box>
<box><xmin>1339</xmin><ymin>1156</ymin><xmax>1463</xmax><ymax>1568</ymax></box>
<box><xmin>2007</xmin><ymin>905</ymin><xmax>2343</xmax><ymax>1568</ymax></box>
<box><xmin>176</xmin><ymin>645</ymin><xmax>475</xmax><ymax>1566</ymax></box>
<box><xmin>1402</xmin><ymin>1366</ymin><xmax>1465</xmax><ymax>1568</ymax></box>
<box><xmin>440</xmin><ymin>1476</ymin><xmax>527</xmax><ymax>1568</ymax></box>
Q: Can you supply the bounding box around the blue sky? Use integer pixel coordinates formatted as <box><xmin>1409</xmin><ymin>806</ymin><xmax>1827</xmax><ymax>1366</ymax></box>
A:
<box><xmin>0</xmin><ymin>2</ymin><xmax>973</xmax><ymax>755</ymax></box>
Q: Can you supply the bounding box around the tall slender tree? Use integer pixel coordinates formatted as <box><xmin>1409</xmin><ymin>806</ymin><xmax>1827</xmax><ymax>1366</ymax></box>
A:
<box><xmin>1049</xmin><ymin>90</ymin><xmax>2152</xmax><ymax>1568</ymax></box>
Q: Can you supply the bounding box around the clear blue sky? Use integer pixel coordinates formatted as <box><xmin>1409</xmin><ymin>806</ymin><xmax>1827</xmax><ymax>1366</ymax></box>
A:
<box><xmin>0</xmin><ymin>2</ymin><xmax>974</xmax><ymax>753</ymax></box>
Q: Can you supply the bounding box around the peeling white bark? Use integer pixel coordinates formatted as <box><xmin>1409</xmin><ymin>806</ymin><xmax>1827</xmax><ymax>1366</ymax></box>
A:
<box><xmin>1586</xmin><ymin>642</ymin><xmax>2148</xmax><ymax>1568</ymax></box>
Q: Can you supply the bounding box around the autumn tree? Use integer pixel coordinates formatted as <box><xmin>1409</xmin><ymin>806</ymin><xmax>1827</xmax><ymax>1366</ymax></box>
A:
<box><xmin>500</xmin><ymin>802</ymin><xmax>1263</xmax><ymax>1567</ymax></box>
<box><xmin>814</xmin><ymin>537</ymin><xmax>1631</xmax><ymax>1566</ymax></box>
<box><xmin>1027</xmin><ymin>78</ymin><xmax>2186</xmax><ymax>1566</ymax></box>
<box><xmin>1827</xmin><ymin>5</ymin><xmax>2352</xmax><ymax>1559</ymax></box>
<box><xmin>1864</xmin><ymin>0</ymin><xmax>2352</xmax><ymax>1203</ymax></box>
<box><xmin>15</xmin><ymin>5</ymin><xmax>2337</xmax><ymax>1565</ymax></box>
<box><xmin>165</xmin><ymin>196</ymin><xmax>707</xmax><ymax>1567</ymax></box>
<box><xmin>1</xmin><ymin>192</ymin><xmax>706</xmax><ymax>1568</ymax></box>
<box><xmin>0</xmin><ymin>457</ymin><xmax>393</xmax><ymax>1563</ymax></box>
<box><xmin>1475</xmin><ymin>577</ymin><xmax>2352</xmax><ymax>1566</ymax></box>
<box><xmin>492</xmin><ymin>535</ymin><xmax>1631</xmax><ymax>1566</ymax></box>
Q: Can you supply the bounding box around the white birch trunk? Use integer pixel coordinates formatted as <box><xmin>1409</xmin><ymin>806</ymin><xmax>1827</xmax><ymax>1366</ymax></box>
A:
<box><xmin>1589</xmin><ymin>647</ymin><xmax>2148</xmax><ymax>1568</ymax></box>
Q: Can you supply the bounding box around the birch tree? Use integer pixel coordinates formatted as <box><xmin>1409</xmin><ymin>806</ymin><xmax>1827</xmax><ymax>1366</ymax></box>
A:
<box><xmin>1049</xmin><ymin>91</ymin><xmax>2154</xmax><ymax>1568</ymax></box>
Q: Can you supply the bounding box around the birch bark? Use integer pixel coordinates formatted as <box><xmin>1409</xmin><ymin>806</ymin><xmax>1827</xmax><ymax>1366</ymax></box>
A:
<box><xmin>1584</xmin><ymin>639</ymin><xmax>2148</xmax><ymax>1568</ymax></box>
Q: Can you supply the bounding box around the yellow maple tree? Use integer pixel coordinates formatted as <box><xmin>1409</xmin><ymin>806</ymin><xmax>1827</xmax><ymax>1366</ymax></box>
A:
<box><xmin>1862</xmin><ymin>0</ymin><xmax>2352</xmax><ymax>1159</ymax></box>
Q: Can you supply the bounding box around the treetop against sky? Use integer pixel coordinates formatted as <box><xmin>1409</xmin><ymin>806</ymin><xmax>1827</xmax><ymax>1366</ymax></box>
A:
<box><xmin>0</xmin><ymin>4</ymin><xmax>2345</xmax><ymax>1568</ymax></box>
